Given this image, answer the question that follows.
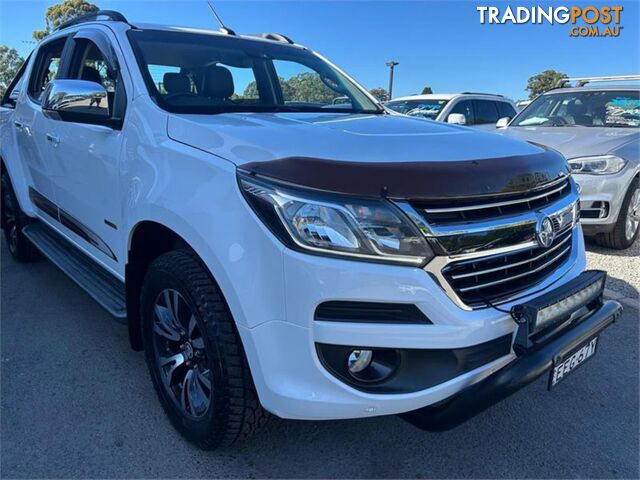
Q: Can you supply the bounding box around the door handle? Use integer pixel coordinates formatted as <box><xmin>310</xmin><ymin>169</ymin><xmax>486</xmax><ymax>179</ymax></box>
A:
<box><xmin>46</xmin><ymin>133</ymin><xmax>60</xmax><ymax>147</ymax></box>
<box><xmin>14</xmin><ymin>120</ymin><xmax>24</xmax><ymax>130</ymax></box>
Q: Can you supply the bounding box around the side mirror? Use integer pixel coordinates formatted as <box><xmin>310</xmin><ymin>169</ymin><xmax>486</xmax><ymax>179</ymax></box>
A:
<box><xmin>496</xmin><ymin>117</ymin><xmax>511</xmax><ymax>128</ymax></box>
<box><xmin>42</xmin><ymin>79</ymin><xmax>111</xmax><ymax>126</ymax></box>
<box><xmin>447</xmin><ymin>113</ymin><xmax>467</xmax><ymax>125</ymax></box>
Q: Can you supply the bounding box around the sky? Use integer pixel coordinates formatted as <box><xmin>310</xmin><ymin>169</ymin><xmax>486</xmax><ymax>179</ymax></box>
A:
<box><xmin>0</xmin><ymin>0</ymin><xmax>638</xmax><ymax>101</ymax></box>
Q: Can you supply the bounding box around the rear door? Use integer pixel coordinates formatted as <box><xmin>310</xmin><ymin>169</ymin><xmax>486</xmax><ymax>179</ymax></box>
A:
<box><xmin>13</xmin><ymin>35</ymin><xmax>70</xmax><ymax>220</ymax></box>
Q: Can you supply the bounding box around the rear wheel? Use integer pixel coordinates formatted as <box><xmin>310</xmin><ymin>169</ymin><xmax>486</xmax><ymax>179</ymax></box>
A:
<box><xmin>595</xmin><ymin>178</ymin><xmax>640</xmax><ymax>250</ymax></box>
<box><xmin>141</xmin><ymin>249</ymin><xmax>269</xmax><ymax>449</ymax></box>
<box><xmin>1</xmin><ymin>171</ymin><xmax>37</xmax><ymax>262</ymax></box>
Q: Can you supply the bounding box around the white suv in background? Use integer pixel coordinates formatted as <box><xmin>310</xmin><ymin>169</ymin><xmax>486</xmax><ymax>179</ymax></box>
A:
<box><xmin>386</xmin><ymin>93</ymin><xmax>517</xmax><ymax>130</ymax></box>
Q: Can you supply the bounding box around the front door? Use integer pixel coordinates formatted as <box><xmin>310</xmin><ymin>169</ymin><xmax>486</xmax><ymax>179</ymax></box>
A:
<box><xmin>44</xmin><ymin>30</ymin><xmax>128</xmax><ymax>272</ymax></box>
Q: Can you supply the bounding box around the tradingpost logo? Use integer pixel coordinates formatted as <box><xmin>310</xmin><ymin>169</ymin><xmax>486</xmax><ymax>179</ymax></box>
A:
<box><xmin>477</xmin><ymin>5</ymin><xmax>624</xmax><ymax>37</ymax></box>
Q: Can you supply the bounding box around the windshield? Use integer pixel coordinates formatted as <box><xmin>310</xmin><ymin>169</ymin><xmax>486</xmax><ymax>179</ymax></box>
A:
<box><xmin>385</xmin><ymin>99</ymin><xmax>449</xmax><ymax>120</ymax></box>
<box><xmin>127</xmin><ymin>29</ymin><xmax>381</xmax><ymax>114</ymax></box>
<box><xmin>514</xmin><ymin>90</ymin><xmax>640</xmax><ymax>127</ymax></box>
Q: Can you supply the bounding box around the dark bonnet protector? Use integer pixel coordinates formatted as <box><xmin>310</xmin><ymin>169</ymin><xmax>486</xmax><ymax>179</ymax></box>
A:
<box><xmin>240</xmin><ymin>149</ymin><xmax>570</xmax><ymax>200</ymax></box>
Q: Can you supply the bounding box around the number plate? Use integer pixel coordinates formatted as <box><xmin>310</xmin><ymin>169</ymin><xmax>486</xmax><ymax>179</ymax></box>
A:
<box><xmin>548</xmin><ymin>336</ymin><xmax>599</xmax><ymax>390</ymax></box>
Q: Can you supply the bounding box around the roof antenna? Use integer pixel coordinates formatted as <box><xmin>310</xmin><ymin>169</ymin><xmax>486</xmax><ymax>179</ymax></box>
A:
<box><xmin>207</xmin><ymin>2</ymin><xmax>236</xmax><ymax>35</ymax></box>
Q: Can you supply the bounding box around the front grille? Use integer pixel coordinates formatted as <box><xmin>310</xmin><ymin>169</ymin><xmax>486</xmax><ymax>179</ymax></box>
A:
<box><xmin>413</xmin><ymin>178</ymin><xmax>571</xmax><ymax>225</ymax></box>
<box><xmin>442</xmin><ymin>226</ymin><xmax>573</xmax><ymax>308</ymax></box>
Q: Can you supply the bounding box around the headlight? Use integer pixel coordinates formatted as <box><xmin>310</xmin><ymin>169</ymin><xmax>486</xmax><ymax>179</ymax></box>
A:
<box><xmin>568</xmin><ymin>155</ymin><xmax>627</xmax><ymax>175</ymax></box>
<box><xmin>239</xmin><ymin>173</ymin><xmax>433</xmax><ymax>266</ymax></box>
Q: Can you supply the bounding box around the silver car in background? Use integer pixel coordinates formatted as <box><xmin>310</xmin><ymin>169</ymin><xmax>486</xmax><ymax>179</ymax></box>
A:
<box><xmin>500</xmin><ymin>76</ymin><xmax>640</xmax><ymax>249</ymax></box>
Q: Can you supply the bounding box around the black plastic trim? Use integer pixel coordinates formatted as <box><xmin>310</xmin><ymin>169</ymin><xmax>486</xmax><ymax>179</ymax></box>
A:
<box><xmin>316</xmin><ymin>334</ymin><xmax>512</xmax><ymax>394</ymax></box>
<box><xmin>315</xmin><ymin>301</ymin><xmax>432</xmax><ymax>324</ymax></box>
<box><xmin>401</xmin><ymin>299</ymin><xmax>621</xmax><ymax>431</ymax></box>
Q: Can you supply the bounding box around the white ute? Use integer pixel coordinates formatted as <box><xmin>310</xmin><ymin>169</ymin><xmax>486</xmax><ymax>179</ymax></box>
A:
<box><xmin>0</xmin><ymin>11</ymin><xmax>622</xmax><ymax>449</ymax></box>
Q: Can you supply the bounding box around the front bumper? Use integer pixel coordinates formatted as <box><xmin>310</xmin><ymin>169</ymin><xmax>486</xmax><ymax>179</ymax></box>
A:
<box><xmin>237</xmin><ymin>229</ymin><xmax>587</xmax><ymax>420</ymax></box>
<box><xmin>576</xmin><ymin>167</ymin><xmax>638</xmax><ymax>232</ymax></box>
<box><xmin>402</xmin><ymin>295</ymin><xmax>621</xmax><ymax>431</ymax></box>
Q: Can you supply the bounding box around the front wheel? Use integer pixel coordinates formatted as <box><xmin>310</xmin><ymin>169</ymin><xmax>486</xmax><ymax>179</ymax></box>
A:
<box><xmin>141</xmin><ymin>249</ymin><xmax>269</xmax><ymax>449</ymax></box>
<box><xmin>595</xmin><ymin>177</ymin><xmax>640</xmax><ymax>250</ymax></box>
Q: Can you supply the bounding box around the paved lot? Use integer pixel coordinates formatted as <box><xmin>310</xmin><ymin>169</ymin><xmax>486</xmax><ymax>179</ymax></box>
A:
<box><xmin>1</xmin><ymin>239</ymin><xmax>638</xmax><ymax>479</ymax></box>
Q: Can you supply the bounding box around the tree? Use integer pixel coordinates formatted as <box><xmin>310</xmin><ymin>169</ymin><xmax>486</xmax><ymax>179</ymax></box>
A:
<box><xmin>33</xmin><ymin>0</ymin><xmax>99</xmax><ymax>41</ymax></box>
<box><xmin>369</xmin><ymin>87</ymin><xmax>389</xmax><ymax>102</ymax></box>
<box><xmin>0</xmin><ymin>46</ymin><xmax>24</xmax><ymax>98</ymax></box>
<box><xmin>421</xmin><ymin>86</ymin><xmax>433</xmax><ymax>95</ymax></box>
<box><xmin>526</xmin><ymin>70</ymin><xmax>568</xmax><ymax>99</ymax></box>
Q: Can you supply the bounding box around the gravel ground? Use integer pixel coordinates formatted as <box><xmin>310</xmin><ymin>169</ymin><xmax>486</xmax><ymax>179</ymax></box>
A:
<box><xmin>1</xmin><ymin>238</ymin><xmax>638</xmax><ymax>479</ymax></box>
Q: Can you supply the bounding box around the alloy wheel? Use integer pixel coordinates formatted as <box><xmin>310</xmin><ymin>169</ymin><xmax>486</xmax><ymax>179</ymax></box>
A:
<box><xmin>2</xmin><ymin>187</ymin><xmax>18</xmax><ymax>255</ymax></box>
<box><xmin>152</xmin><ymin>289</ymin><xmax>213</xmax><ymax>419</ymax></box>
<box><xmin>626</xmin><ymin>187</ymin><xmax>640</xmax><ymax>241</ymax></box>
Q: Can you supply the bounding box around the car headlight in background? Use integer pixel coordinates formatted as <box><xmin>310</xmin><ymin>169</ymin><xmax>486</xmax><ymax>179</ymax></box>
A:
<box><xmin>568</xmin><ymin>155</ymin><xmax>627</xmax><ymax>175</ymax></box>
<box><xmin>238</xmin><ymin>173</ymin><xmax>433</xmax><ymax>266</ymax></box>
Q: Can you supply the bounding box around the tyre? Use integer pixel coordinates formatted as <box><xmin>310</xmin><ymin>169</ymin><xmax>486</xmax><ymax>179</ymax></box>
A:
<box><xmin>1</xmin><ymin>170</ymin><xmax>38</xmax><ymax>262</ymax></box>
<box><xmin>595</xmin><ymin>177</ymin><xmax>640</xmax><ymax>250</ymax></box>
<box><xmin>141</xmin><ymin>249</ymin><xmax>269</xmax><ymax>449</ymax></box>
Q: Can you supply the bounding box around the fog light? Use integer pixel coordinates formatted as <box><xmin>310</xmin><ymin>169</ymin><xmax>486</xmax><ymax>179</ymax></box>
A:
<box><xmin>348</xmin><ymin>349</ymin><xmax>373</xmax><ymax>374</ymax></box>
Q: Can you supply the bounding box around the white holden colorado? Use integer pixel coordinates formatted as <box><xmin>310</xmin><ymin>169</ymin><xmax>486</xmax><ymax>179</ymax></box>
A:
<box><xmin>0</xmin><ymin>11</ymin><xmax>621</xmax><ymax>449</ymax></box>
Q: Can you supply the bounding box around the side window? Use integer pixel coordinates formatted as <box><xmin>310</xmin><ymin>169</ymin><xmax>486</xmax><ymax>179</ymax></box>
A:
<box><xmin>28</xmin><ymin>37</ymin><xmax>67</xmax><ymax>103</ymax></box>
<box><xmin>473</xmin><ymin>100</ymin><xmax>500</xmax><ymax>124</ymax></box>
<box><xmin>1</xmin><ymin>56</ymin><xmax>28</xmax><ymax>108</ymax></box>
<box><xmin>497</xmin><ymin>102</ymin><xmax>517</xmax><ymax>119</ymax></box>
<box><xmin>74</xmin><ymin>41</ymin><xmax>116</xmax><ymax>93</ymax></box>
<box><xmin>448</xmin><ymin>100</ymin><xmax>474</xmax><ymax>124</ymax></box>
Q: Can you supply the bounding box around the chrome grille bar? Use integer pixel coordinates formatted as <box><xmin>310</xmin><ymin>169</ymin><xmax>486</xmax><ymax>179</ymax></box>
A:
<box><xmin>423</xmin><ymin>181</ymin><xmax>569</xmax><ymax>214</ymax></box>
<box><xmin>457</xmin><ymin>244</ymin><xmax>573</xmax><ymax>293</ymax></box>
<box><xmin>450</xmin><ymin>231</ymin><xmax>572</xmax><ymax>280</ymax></box>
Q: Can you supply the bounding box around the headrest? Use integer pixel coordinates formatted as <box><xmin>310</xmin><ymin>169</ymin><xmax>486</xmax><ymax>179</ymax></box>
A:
<box><xmin>163</xmin><ymin>73</ymin><xmax>191</xmax><ymax>95</ymax></box>
<box><xmin>81</xmin><ymin>66</ymin><xmax>102</xmax><ymax>85</ymax></box>
<box><xmin>567</xmin><ymin>100</ymin><xmax>586</xmax><ymax>115</ymax></box>
<box><xmin>202</xmin><ymin>65</ymin><xmax>234</xmax><ymax>99</ymax></box>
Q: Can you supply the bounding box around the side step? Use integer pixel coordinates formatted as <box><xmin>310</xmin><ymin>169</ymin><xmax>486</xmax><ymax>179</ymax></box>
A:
<box><xmin>23</xmin><ymin>221</ymin><xmax>127</xmax><ymax>321</ymax></box>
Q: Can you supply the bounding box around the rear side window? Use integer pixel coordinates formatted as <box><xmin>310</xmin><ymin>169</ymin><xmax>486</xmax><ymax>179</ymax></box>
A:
<box><xmin>496</xmin><ymin>101</ymin><xmax>517</xmax><ymax>119</ymax></box>
<box><xmin>473</xmin><ymin>100</ymin><xmax>500</xmax><ymax>124</ymax></box>
<box><xmin>448</xmin><ymin>100</ymin><xmax>474</xmax><ymax>124</ymax></box>
<box><xmin>28</xmin><ymin>37</ymin><xmax>68</xmax><ymax>103</ymax></box>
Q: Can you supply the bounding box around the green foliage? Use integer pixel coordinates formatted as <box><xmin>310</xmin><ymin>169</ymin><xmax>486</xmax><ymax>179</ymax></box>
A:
<box><xmin>369</xmin><ymin>87</ymin><xmax>389</xmax><ymax>102</ymax></box>
<box><xmin>33</xmin><ymin>0</ymin><xmax>99</xmax><ymax>41</ymax></box>
<box><xmin>526</xmin><ymin>70</ymin><xmax>568</xmax><ymax>99</ymax></box>
<box><xmin>0</xmin><ymin>45</ymin><xmax>24</xmax><ymax>98</ymax></box>
<box><xmin>421</xmin><ymin>86</ymin><xmax>433</xmax><ymax>95</ymax></box>
<box><xmin>243</xmin><ymin>73</ymin><xmax>339</xmax><ymax>104</ymax></box>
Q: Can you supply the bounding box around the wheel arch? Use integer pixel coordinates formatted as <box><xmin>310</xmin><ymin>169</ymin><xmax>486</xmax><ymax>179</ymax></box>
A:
<box><xmin>124</xmin><ymin>218</ymin><xmax>244</xmax><ymax>352</ymax></box>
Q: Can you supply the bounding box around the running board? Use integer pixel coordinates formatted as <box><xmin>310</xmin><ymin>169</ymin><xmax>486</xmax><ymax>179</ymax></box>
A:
<box><xmin>23</xmin><ymin>221</ymin><xmax>127</xmax><ymax>321</ymax></box>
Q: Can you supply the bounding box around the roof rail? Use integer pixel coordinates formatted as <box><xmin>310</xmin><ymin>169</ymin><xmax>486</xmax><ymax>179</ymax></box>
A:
<box><xmin>556</xmin><ymin>75</ymin><xmax>640</xmax><ymax>88</ymax></box>
<box><xmin>461</xmin><ymin>92</ymin><xmax>504</xmax><ymax>97</ymax></box>
<box><xmin>55</xmin><ymin>10</ymin><xmax>133</xmax><ymax>32</ymax></box>
<box><xmin>250</xmin><ymin>33</ymin><xmax>294</xmax><ymax>44</ymax></box>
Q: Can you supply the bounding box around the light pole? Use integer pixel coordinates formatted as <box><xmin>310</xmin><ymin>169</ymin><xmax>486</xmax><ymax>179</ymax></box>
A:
<box><xmin>386</xmin><ymin>61</ymin><xmax>399</xmax><ymax>100</ymax></box>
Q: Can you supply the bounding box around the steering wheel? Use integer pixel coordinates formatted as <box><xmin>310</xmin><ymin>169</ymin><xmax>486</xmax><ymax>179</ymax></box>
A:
<box><xmin>547</xmin><ymin>115</ymin><xmax>569</xmax><ymax>126</ymax></box>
